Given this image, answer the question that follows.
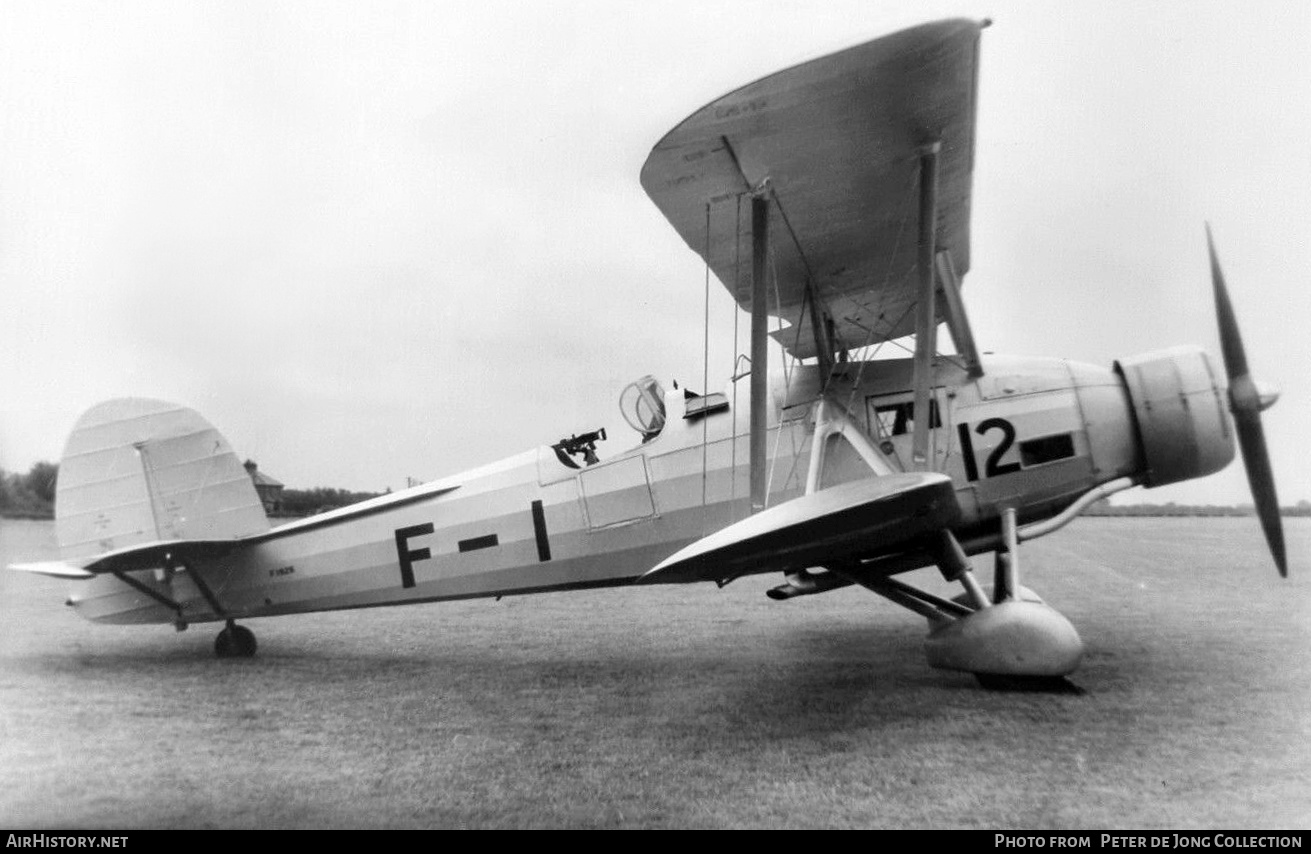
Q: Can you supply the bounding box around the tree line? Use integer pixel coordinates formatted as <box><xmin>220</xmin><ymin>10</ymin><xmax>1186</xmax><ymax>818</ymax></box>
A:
<box><xmin>274</xmin><ymin>486</ymin><xmax>384</xmax><ymax>518</ymax></box>
<box><xmin>3</xmin><ymin>461</ymin><xmax>1309</xmax><ymax>520</ymax></box>
<box><xmin>1084</xmin><ymin>498</ymin><xmax>1311</xmax><ymax>518</ymax></box>
<box><xmin>0</xmin><ymin>462</ymin><xmax>381</xmax><ymax>520</ymax></box>
<box><xmin>0</xmin><ymin>462</ymin><xmax>59</xmax><ymax>518</ymax></box>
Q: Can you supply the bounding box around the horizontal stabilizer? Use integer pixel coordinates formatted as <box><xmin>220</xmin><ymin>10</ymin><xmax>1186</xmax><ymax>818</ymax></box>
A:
<box><xmin>74</xmin><ymin>538</ymin><xmax>241</xmax><ymax>574</ymax></box>
<box><xmin>8</xmin><ymin>538</ymin><xmax>241</xmax><ymax>579</ymax></box>
<box><xmin>641</xmin><ymin>472</ymin><xmax>961</xmax><ymax>585</ymax></box>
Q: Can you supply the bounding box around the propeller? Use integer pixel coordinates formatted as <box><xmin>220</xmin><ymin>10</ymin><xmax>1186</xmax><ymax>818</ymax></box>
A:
<box><xmin>1206</xmin><ymin>224</ymin><xmax>1287</xmax><ymax>577</ymax></box>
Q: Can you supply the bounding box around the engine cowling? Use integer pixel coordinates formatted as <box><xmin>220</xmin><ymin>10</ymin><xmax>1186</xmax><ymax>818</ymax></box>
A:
<box><xmin>1114</xmin><ymin>346</ymin><xmax>1235</xmax><ymax>488</ymax></box>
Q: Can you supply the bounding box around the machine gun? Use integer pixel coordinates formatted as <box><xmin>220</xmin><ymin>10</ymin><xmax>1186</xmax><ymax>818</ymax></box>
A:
<box><xmin>551</xmin><ymin>427</ymin><xmax>607</xmax><ymax>468</ymax></box>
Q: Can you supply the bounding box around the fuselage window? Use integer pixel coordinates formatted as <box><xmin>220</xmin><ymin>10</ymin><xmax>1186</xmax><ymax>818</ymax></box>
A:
<box><xmin>872</xmin><ymin>399</ymin><xmax>941</xmax><ymax>437</ymax></box>
<box><xmin>1019</xmin><ymin>432</ymin><xmax>1076</xmax><ymax>467</ymax></box>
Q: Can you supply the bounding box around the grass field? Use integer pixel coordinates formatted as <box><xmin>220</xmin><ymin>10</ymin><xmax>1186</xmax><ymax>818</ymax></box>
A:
<box><xmin>0</xmin><ymin>517</ymin><xmax>1307</xmax><ymax>829</ymax></box>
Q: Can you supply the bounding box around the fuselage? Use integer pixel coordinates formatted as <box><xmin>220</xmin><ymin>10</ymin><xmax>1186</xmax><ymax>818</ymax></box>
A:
<box><xmin>70</xmin><ymin>350</ymin><xmax>1233</xmax><ymax>625</ymax></box>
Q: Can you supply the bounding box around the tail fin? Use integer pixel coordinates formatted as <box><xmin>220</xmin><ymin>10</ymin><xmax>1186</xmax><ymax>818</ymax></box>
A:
<box><xmin>55</xmin><ymin>398</ymin><xmax>269</xmax><ymax>561</ymax></box>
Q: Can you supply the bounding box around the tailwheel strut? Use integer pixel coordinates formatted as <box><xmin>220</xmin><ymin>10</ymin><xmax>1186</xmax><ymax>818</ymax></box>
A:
<box><xmin>172</xmin><ymin>558</ymin><xmax>254</xmax><ymax>659</ymax></box>
<box><xmin>215</xmin><ymin>620</ymin><xmax>257</xmax><ymax>658</ymax></box>
<box><xmin>113</xmin><ymin>554</ymin><xmax>253</xmax><ymax>657</ymax></box>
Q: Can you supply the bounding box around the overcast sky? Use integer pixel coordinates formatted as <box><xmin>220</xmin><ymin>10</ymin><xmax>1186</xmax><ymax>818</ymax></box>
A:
<box><xmin>1</xmin><ymin>0</ymin><xmax>1308</xmax><ymax>509</ymax></box>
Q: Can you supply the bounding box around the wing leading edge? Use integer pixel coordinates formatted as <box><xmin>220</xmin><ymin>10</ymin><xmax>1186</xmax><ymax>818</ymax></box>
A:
<box><xmin>640</xmin><ymin>19</ymin><xmax>983</xmax><ymax>360</ymax></box>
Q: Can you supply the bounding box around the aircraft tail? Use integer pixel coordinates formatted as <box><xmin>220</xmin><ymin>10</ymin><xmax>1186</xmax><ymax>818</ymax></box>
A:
<box><xmin>54</xmin><ymin>398</ymin><xmax>270</xmax><ymax>562</ymax></box>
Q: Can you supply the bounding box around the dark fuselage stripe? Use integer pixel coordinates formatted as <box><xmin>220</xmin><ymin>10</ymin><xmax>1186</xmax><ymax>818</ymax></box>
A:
<box><xmin>531</xmin><ymin>500</ymin><xmax>551</xmax><ymax>562</ymax></box>
<box><xmin>457</xmin><ymin>534</ymin><xmax>499</xmax><ymax>553</ymax></box>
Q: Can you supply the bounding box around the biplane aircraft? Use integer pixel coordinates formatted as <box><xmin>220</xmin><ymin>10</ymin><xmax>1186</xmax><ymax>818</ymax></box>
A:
<box><xmin>11</xmin><ymin>19</ymin><xmax>1286</xmax><ymax>684</ymax></box>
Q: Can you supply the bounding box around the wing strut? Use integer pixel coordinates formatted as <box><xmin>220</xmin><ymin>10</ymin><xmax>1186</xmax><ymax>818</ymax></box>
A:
<box><xmin>935</xmin><ymin>250</ymin><xmax>984</xmax><ymax>378</ymax></box>
<box><xmin>803</xmin><ymin>275</ymin><xmax>835</xmax><ymax>379</ymax></box>
<box><xmin>749</xmin><ymin>188</ymin><xmax>770</xmax><ymax>512</ymax></box>
<box><xmin>802</xmin><ymin>397</ymin><xmax>899</xmax><ymax>497</ymax></box>
<box><xmin>911</xmin><ymin>142</ymin><xmax>942</xmax><ymax>470</ymax></box>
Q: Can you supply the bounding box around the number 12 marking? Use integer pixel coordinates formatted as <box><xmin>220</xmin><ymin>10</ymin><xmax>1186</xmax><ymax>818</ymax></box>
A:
<box><xmin>957</xmin><ymin>418</ymin><xmax>1020</xmax><ymax>482</ymax></box>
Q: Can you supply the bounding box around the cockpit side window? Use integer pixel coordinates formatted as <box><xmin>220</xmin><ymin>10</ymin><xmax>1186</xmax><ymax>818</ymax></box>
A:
<box><xmin>869</xmin><ymin>395</ymin><xmax>942</xmax><ymax>437</ymax></box>
<box><xmin>620</xmin><ymin>375</ymin><xmax>667</xmax><ymax>442</ymax></box>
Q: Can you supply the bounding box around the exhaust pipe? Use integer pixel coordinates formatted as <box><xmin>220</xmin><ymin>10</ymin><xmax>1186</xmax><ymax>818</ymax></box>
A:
<box><xmin>766</xmin><ymin>569</ymin><xmax>853</xmax><ymax>600</ymax></box>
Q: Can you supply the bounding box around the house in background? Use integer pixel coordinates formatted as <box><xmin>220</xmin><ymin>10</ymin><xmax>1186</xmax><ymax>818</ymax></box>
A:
<box><xmin>243</xmin><ymin>460</ymin><xmax>284</xmax><ymax>515</ymax></box>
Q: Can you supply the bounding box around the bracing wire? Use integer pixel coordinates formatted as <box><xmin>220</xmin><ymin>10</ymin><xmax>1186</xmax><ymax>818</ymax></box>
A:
<box><xmin>764</xmin><ymin>218</ymin><xmax>809</xmax><ymax>505</ymax></box>
<box><xmin>828</xmin><ymin>158</ymin><xmax>966</xmax><ymax>476</ymax></box>
<box><xmin>842</xmin><ymin>165</ymin><xmax>920</xmax><ymax>417</ymax></box>
<box><xmin>701</xmin><ymin>202</ymin><xmax>711</xmax><ymax>512</ymax></box>
<box><xmin>729</xmin><ymin>193</ymin><xmax>742</xmax><ymax>515</ymax></box>
<box><xmin>767</xmin><ymin>244</ymin><xmax>792</xmax><ymax>390</ymax></box>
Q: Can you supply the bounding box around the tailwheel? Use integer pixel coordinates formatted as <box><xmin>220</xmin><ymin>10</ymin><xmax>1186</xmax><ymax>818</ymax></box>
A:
<box><xmin>214</xmin><ymin>620</ymin><xmax>257</xmax><ymax>658</ymax></box>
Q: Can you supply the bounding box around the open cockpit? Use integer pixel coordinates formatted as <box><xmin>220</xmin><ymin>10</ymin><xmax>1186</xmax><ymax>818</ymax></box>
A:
<box><xmin>548</xmin><ymin>374</ymin><xmax>734</xmax><ymax>472</ymax></box>
<box><xmin>619</xmin><ymin>375</ymin><xmax>668</xmax><ymax>442</ymax></box>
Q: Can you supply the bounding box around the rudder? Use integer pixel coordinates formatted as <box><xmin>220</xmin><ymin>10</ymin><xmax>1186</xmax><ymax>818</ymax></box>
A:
<box><xmin>55</xmin><ymin>398</ymin><xmax>270</xmax><ymax>561</ymax></box>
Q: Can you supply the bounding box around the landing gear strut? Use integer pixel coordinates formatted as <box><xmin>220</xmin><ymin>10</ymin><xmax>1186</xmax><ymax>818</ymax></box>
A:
<box><xmin>786</xmin><ymin>391</ymin><xmax>1085</xmax><ymax>686</ymax></box>
<box><xmin>214</xmin><ymin>620</ymin><xmax>257</xmax><ymax>658</ymax></box>
<box><xmin>834</xmin><ymin>519</ymin><xmax>1084</xmax><ymax>685</ymax></box>
<box><xmin>921</xmin><ymin>517</ymin><xmax>1083</xmax><ymax>684</ymax></box>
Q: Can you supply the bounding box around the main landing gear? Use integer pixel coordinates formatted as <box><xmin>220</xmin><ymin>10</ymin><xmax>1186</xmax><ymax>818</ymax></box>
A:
<box><xmin>775</xmin><ymin>398</ymin><xmax>1086</xmax><ymax>688</ymax></box>
<box><xmin>214</xmin><ymin>620</ymin><xmax>257</xmax><ymax>658</ymax></box>
<box><xmin>836</xmin><ymin>509</ymin><xmax>1085</xmax><ymax>689</ymax></box>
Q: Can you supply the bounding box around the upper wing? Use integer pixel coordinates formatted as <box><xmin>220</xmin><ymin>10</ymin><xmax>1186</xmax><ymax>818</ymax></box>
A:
<box><xmin>640</xmin><ymin>19</ymin><xmax>983</xmax><ymax>360</ymax></box>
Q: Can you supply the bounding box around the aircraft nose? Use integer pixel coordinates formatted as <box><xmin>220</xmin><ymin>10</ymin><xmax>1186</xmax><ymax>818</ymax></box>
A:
<box><xmin>1255</xmin><ymin>381</ymin><xmax>1280</xmax><ymax>412</ymax></box>
<box><xmin>1227</xmin><ymin>374</ymin><xmax>1281</xmax><ymax>413</ymax></box>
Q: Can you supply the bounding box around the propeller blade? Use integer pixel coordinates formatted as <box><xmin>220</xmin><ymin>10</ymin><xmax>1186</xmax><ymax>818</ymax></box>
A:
<box><xmin>1206</xmin><ymin>224</ymin><xmax>1287</xmax><ymax>577</ymax></box>
<box><xmin>1207</xmin><ymin>224</ymin><xmax>1249</xmax><ymax>382</ymax></box>
<box><xmin>1233</xmin><ymin>409</ymin><xmax>1287</xmax><ymax>577</ymax></box>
